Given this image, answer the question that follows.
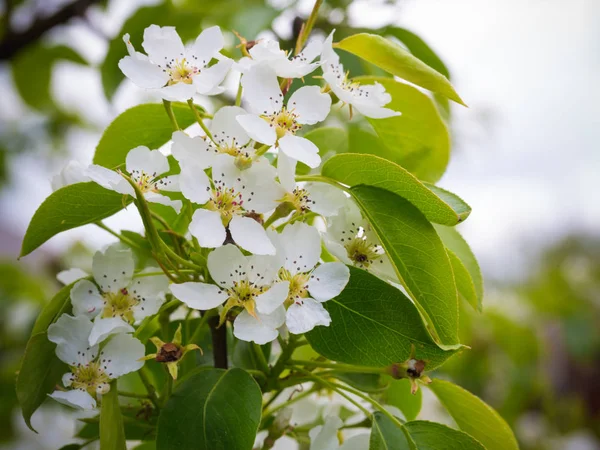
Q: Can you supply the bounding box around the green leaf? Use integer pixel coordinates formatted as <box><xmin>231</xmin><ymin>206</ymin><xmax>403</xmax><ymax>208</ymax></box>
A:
<box><xmin>321</xmin><ymin>153</ymin><xmax>470</xmax><ymax>226</ymax></box>
<box><xmin>360</xmin><ymin>77</ymin><xmax>451</xmax><ymax>183</ymax></box>
<box><xmin>20</xmin><ymin>182</ymin><xmax>131</xmax><ymax>257</ymax></box>
<box><xmin>100</xmin><ymin>381</ymin><xmax>127</xmax><ymax>450</ymax></box>
<box><xmin>350</xmin><ymin>186</ymin><xmax>460</xmax><ymax>346</ymax></box>
<box><xmin>16</xmin><ymin>333</ymin><xmax>67</xmax><ymax>431</ymax></box>
<box><xmin>231</xmin><ymin>5</ymin><xmax>278</xmax><ymax>40</ymax></box>
<box><xmin>156</xmin><ymin>368</ymin><xmax>262</xmax><ymax>450</ymax></box>
<box><xmin>93</xmin><ymin>103</ymin><xmax>196</xmax><ymax>169</ymax></box>
<box><xmin>447</xmin><ymin>250</ymin><xmax>478</xmax><ymax>311</ymax></box>
<box><xmin>335</xmin><ymin>33</ymin><xmax>464</xmax><ymax>105</ymax></box>
<box><xmin>434</xmin><ymin>225</ymin><xmax>483</xmax><ymax>309</ymax></box>
<box><xmin>422</xmin><ymin>184</ymin><xmax>470</xmax><ymax>223</ymax></box>
<box><xmin>31</xmin><ymin>282</ymin><xmax>74</xmax><ymax>335</ymax></box>
<box><xmin>381</xmin><ymin>378</ymin><xmax>422</xmax><ymax>421</ymax></box>
<box><xmin>306</xmin><ymin>267</ymin><xmax>458</xmax><ymax>369</ymax></box>
<box><xmin>297</xmin><ymin>127</ymin><xmax>348</xmax><ymax>175</ymax></box>
<box><xmin>428</xmin><ymin>379</ymin><xmax>519</xmax><ymax>450</ymax></box>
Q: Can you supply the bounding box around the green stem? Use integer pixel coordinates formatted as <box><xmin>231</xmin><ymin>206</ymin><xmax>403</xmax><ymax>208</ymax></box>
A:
<box><xmin>295</xmin><ymin>0</ymin><xmax>324</xmax><ymax>55</ymax></box>
<box><xmin>118</xmin><ymin>390</ymin><xmax>151</xmax><ymax>400</ymax></box>
<box><xmin>288</xmin><ymin>360</ymin><xmax>388</xmax><ymax>375</ymax></box>
<box><xmin>296</xmin><ymin>174</ymin><xmax>349</xmax><ymax>192</ymax></box>
<box><xmin>254</xmin><ymin>143</ymin><xmax>270</xmax><ymax>158</ymax></box>
<box><xmin>95</xmin><ymin>222</ymin><xmax>143</xmax><ymax>250</ymax></box>
<box><xmin>253</xmin><ymin>343</ymin><xmax>271</xmax><ymax>374</ymax></box>
<box><xmin>187</xmin><ymin>99</ymin><xmax>216</xmax><ymax>144</ymax></box>
<box><xmin>267</xmin><ymin>335</ymin><xmax>298</xmax><ymax>389</ymax></box>
<box><xmin>138</xmin><ymin>367</ymin><xmax>160</xmax><ymax>410</ymax></box>
<box><xmin>159</xmin><ymin>239</ymin><xmax>204</xmax><ymax>271</ymax></box>
<box><xmin>235</xmin><ymin>81</ymin><xmax>243</xmax><ymax>107</ymax></box>
<box><xmin>163</xmin><ymin>99</ymin><xmax>180</xmax><ymax>130</ymax></box>
<box><xmin>246</xmin><ymin>369</ymin><xmax>268</xmax><ymax>381</ymax></box>
<box><xmin>262</xmin><ymin>384</ymin><xmax>319</xmax><ymax>418</ymax></box>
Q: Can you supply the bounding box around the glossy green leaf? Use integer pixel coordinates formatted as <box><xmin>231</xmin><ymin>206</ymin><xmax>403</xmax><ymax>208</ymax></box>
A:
<box><xmin>447</xmin><ymin>250</ymin><xmax>478</xmax><ymax>311</ymax></box>
<box><xmin>428</xmin><ymin>379</ymin><xmax>519</xmax><ymax>450</ymax></box>
<box><xmin>434</xmin><ymin>225</ymin><xmax>483</xmax><ymax>310</ymax></box>
<box><xmin>306</xmin><ymin>267</ymin><xmax>458</xmax><ymax>370</ymax></box>
<box><xmin>359</xmin><ymin>77</ymin><xmax>451</xmax><ymax>183</ymax></box>
<box><xmin>369</xmin><ymin>412</ymin><xmax>413</xmax><ymax>450</ymax></box>
<box><xmin>20</xmin><ymin>182</ymin><xmax>131</xmax><ymax>257</ymax></box>
<box><xmin>100</xmin><ymin>381</ymin><xmax>127</xmax><ymax>450</ymax></box>
<box><xmin>321</xmin><ymin>153</ymin><xmax>470</xmax><ymax>225</ymax></box>
<box><xmin>350</xmin><ymin>186</ymin><xmax>460</xmax><ymax>346</ymax></box>
<box><xmin>156</xmin><ymin>368</ymin><xmax>262</xmax><ymax>450</ymax></box>
<box><xmin>382</xmin><ymin>378</ymin><xmax>422</xmax><ymax>421</ymax></box>
<box><xmin>93</xmin><ymin>103</ymin><xmax>196</xmax><ymax>169</ymax></box>
<box><xmin>16</xmin><ymin>332</ymin><xmax>67</xmax><ymax>431</ymax></box>
<box><xmin>305</xmin><ymin>127</ymin><xmax>349</xmax><ymax>158</ymax></box>
<box><xmin>231</xmin><ymin>5</ymin><xmax>278</xmax><ymax>39</ymax></box>
<box><xmin>335</xmin><ymin>33</ymin><xmax>464</xmax><ymax>105</ymax></box>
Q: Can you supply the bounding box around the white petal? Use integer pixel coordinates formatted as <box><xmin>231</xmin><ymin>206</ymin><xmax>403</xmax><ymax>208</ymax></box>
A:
<box><xmin>274</xmin><ymin>222</ymin><xmax>321</xmax><ymax>275</ymax></box>
<box><xmin>277</xmin><ymin>150</ymin><xmax>297</xmax><ymax>192</ymax></box>
<box><xmin>170</xmin><ymin>282</ymin><xmax>227</xmax><ymax>310</ymax></box>
<box><xmin>171</xmin><ymin>131</ymin><xmax>215</xmax><ymax>168</ymax></box>
<box><xmin>62</xmin><ymin>372</ymin><xmax>73</xmax><ymax>388</ymax></box>
<box><xmin>156</xmin><ymin>174</ymin><xmax>179</xmax><ymax>192</ymax></box>
<box><xmin>322</xmin><ymin>236</ymin><xmax>352</xmax><ymax>265</ymax></box>
<box><xmin>51</xmin><ymin>161</ymin><xmax>91</xmax><ymax>191</ymax></box>
<box><xmin>142</xmin><ymin>25</ymin><xmax>185</xmax><ymax>64</ymax></box>
<box><xmin>249</xmin><ymin>40</ymin><xmax>285</xmax><ymax>62</ymax></box>
<box><xmin>207</xmin><ymin>244</ymin><xmax>248</xmax><ymax>288</ymax></box>
<box><xmin>145</xmin><ymin>192</ymin><xmax>182</xmax><ymax>213</ymax></box>
<box><xmin>306</xmin><ymin>182</ymin><xmax>347</xmax><ymax>217</ymax></box>
<box><xmin>179</xmin><ymin>166</ymin><xmax>211</xmax><ymax>204</ymax></box>
<box><xmin>48</xmin><ymin>315</ymin><xmax>98</xmax><ymax>366</ymax></box>
<box><xmin>92</xmin><ymin>245</ymin><xmax>134</xmax><ymax>294</ymax></box>
<box><xmin>211</xmin><ymin>154</ymin><xmax>241</xmax><ymax>188</ymax></box>
<box><xmin>320</xmin><ymin>31</ymin><xmax>339</xmax><ymax>66</ymax></box>
<box><xmin>288</xmin><ymin>86</ymin><xmax>331</xmax><ymax>125</ymax></box>
<box><xmin>85</xmin><ymin>165</ymin><xmax>134</xmax><ymax>196</ymax></box>
<box><xmin>241</xmin><ymin>64</ymin><xmax>282</xmax><ymax>116</ymax></box>
<box><xmin>189</xmin><ymin>208</ymin><xmax>227</xmax><ymax>248</ymax></box>
<box><xmin>233</xmin><ymin>307</ymin><xmax>285</xmax><ymax>344</ymax></box>
<box><xmin>128</xmin><ymin>271</ymin><xmax>169</xmax><ymax>321</ymax></box>
<box><xmin>211</xmin><ymin>106</ymin><xmax>250</xmax><ymax>148</ymax></box>
<box><xmin>118</xmin><ymin>55</ymin><xmax>169</xmax><ymax>89</ymax></box>
<box><xmin>88</xmin><ymin>317</ymin><xmax>134</xmax><ymax>347</ymax></box>
<box><xmin>246</xmin><ymin>254</ymin><xmax>279</xmax><ymax>285</ymax></box>
<box><xmin>309</xmin><ymin>416</ymin><xmax>343</xmax><ymax>450</ymax></box>
<box><xmin>298</xmin><ymin>38</ymin><xmax>322</xmax><ymax>63</ymax></box>
<box><xmin>194</xmin><ymin>59</ymin><xmax>232</xmax><ymax>95</ymax></box>
<box><xmin>157</xmin><ymin>82</ymin><xmax>197</xmax><ymax>102</ymax></box>
<box><xmin>49</xmin><ymin>390</ymin><xmax>96</xmax><ymax>410</ymax></box>
<box><xmin>242</xmin><ymin>178</ymin><xmax>284</xmax><ymax>214</ymax></box>
<box><xmin>236</xmin><ymin>114</ymin><xmax>276</xmax><ymax>145</ymax></box>
<box><xmin>352</xmin><ymin>101</ymin><xmax>400</xmax><ymax>119</ymax></box>
<box><xmin>286</xmin><ymin>298</ymin><xmax>331</xmax><ymax>334</ymax></box>
<box><xmin>339</xmin><ymin>434</ymin><xmax>370</xmax><ymax>450</ymax></box>
<box><xmin>229</xmin><ymin>216</ymin><xmax>276</xmax><ymax>255</ymax></box>
<box><xmin>323</xmin><ymin>71</ymin><xmax>354</xmax><ymax>105</ymax></box>
<box><xmin>71</xmin><ymin>280</ymin><xmax>103</xmax><ymax>318</ymax></box>
<box><xmin>57</xmin><ymin>268</ymin><xmax>88</xmax><ymax>285</ymax></box>
<box><xmin>308</xmin><ymin>263</ymin><xmax>350</xmax><ymax>302</ymax></box>
<box><xmin>255</xmin><ymin>281</ymin><xmax>290</xmax><ymax>315</ymax></box>
<box><xmin>100</xmin><ymin>334</ymin><xmax>145</xmax><ymax>379</ymax></box>
<box><xmin>190</xmin><ymin>26</ymin><xmax>225</xmax><ymax>66</ymax></box>
<box><xmin>278</xmin><ymin>135</ymin><xmax>321</xmax><ymax>168</ymax></box>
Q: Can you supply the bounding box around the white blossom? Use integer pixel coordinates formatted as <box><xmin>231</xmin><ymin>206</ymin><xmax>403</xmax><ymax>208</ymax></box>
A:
<box><xmin>118</xmin><ymin>25</ymin><xmax>231</xmax><ymax>101</ymax></box>
<box><xmin>51</xmin><ymin>161</ymin><xmax>92</xmax><ymax>191</ymax></box>
<box><xmin>309</xmin><ymin>416</ymin><xmax>370</xmax><ymax>450</ymax></box>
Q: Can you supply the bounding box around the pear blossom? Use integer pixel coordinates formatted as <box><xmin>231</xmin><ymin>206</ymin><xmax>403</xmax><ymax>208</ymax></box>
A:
<box><xmin>70</xmin><ymin>245</ymin><xmax>169</xmax><ymax>346</ymax></box>
<box><xmin>87</xmin><ymin>145</ymin><xmax>182</xmax><ymax>212</ymax></box>
<box><xmin>236</xmin><ymin>38</ymin><xmax>322</xmax><ymax>78</ymax></box>
<box><xmin>51</xmin><ymin>160</ymin><xmax>92</xmax><ymax>191</ymax></box>
<box><xmin>47</xmin><ymin>314</ymin><xmax>144</xmax><ymax>410</ymax></box>
<box><xmin>269</xmin><ymin>222</ymin><xmax>349</xmax><ymax>334</ymax></box>
<box><xmin>323</xmin><ymin>199</ymin><xmax>396</xmax><ymax>281</ymax></box>
<box><xmin>309</xmin><ymin>416</ymin><xmax>370</xmax><ymax>450</ymax></box>
<box><xmin>118</xmin><ymin>25</ymin><xmax>232</xmax><ymax>101</ymax></box>
<box><xmin>321</xmin><ymin>32</ymin><xmax>400</xmax><ymax>119</ymax></box>
<box><xmin>237</xmin><ymin>64</ymin><xmax>331</xmax><ymax>169</ymax></box>
<box><xmin>170</xmin><ymin>244</ymin><xmax>289</xmax><ymax>344</ymax></box>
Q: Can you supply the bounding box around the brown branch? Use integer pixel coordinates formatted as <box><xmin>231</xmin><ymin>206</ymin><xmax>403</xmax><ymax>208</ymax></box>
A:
<box><xmin>0</xmin><ymin>0</ymin><xmax>101</xmax><ymax>61</ymax></box>
<box><xmin>209</xmin><ymin>316</ymin><xmax>228</xmax><ymax>369</ymax></box>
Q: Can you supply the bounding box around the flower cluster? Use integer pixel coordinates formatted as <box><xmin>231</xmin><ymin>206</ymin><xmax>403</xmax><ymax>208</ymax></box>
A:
<box><xmin>49</xmin><ymin>24</ymin><xmax>400</xmax><ymax>410</ymax></box>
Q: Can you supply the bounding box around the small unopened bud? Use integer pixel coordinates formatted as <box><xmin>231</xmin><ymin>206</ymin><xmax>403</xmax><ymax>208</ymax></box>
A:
<box><xmin>156</xmin><ymin>342</ymin><xmax>183</xmax><ymax>363</ymax></box>
<box><xmin>388</xmin><ymin>356</ymin><xmax>431</xmax><ymax>394</ymax></box>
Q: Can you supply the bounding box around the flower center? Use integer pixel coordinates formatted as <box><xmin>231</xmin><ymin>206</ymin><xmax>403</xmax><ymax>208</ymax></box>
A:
<box><xmin>102</xmin><ymin>288</ymin><xmax>138</xmax><ymax>323</ymax></box>
<box><xmin>166</xmin><ymin>58</ymin><xmax>198</xmax><ymax>85</ymax></box>
<box><xmin>70</xmin><ymin>361</ymin><xmax>110</xmax><ymax>398</ymax></box>
<box><xmin>206</xmin><ymin>185</ymin><xmax>245</xmax><ymax>225</ymax></box>
<box><xmin>281</xmin><ymin>187</ymin><xmax>314</xmax><ymax>213</ymax></box>
<box><xmin>278</xmin><ymin>268</ymin><xmax>309</xmax><ymax>305</ymax></box>
<box><xmin>344</xmin><ymin>237</ymin><xmax>384</xmax><ymax>268</ymax></box>
<box><xmin>227</xmin><ymin>279</ymin><xmax>264</xmax><ymax>305</ymax></box>
<box><xmin>130</xmin><ymin>170</ymin><xmax>157</xmax><ymax>193</ymax></box>
<box><xmin>264</xmin><ymin>107</ymin><xmax>301</xmax><ymax>139</ymax></box>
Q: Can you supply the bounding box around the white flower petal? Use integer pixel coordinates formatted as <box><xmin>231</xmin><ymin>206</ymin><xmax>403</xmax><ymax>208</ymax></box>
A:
<box><xmin>309</xmin><ymin>417</ymin><xmax>343</xmax><ymax>450</ymax></box>
<box><xmin>211</xmin><ymin>106</ymin><xmax>250</xmax><ymax>148</ymax></box>
<box><xmin>142</xmin><ymin>25</ymin><xmax>185</xmax><ymax>64</ymax></box>
<box><xmin>323</xmin><ymin>70</ymin><xmax>354</xmax><ymax>105</ymax></box>
<box><xmin>51</xmin><ymin>161</ymin><xmax>91</xmax><ymax>191</ymax></box>
<box><xmin>277</xmin><ymin>150</ymin><xmax>297</xmax><ymax>192</ymax></box>
<box><xmin>170</xmin><ymin>282</ymin><xmax>227</xmax><ymax>310</ymax></box>
<box><xmin>92</xmin><ymin>245</ymin><xmax>134</xmax><ymax>294</ymax></box>
<box><xmin>246</xmin><ymin>254</ymin><xmax>279</xmax><ymax>285</ymax></box>
<box><xmin>156</xmin><ymin>174</ymin><xmax>179</xmax><ymax>192</ymax></box>
<box><xmin>100</xmin><ymin>333</ymin><xmax>145</xmax><ymax>379</ymax></box>
<box><xmin>57</xmin><ymin>268</ymin><xmax>88</xmax><ymax>285</ymax></box>
<box><xmin>298</xmin><ymin>38</ymin><xmax>323</xmax><ymax>63</ymax></box>
<box><xmin>88</xmin><ymin>317</ymin><xmax>134</xmax><ymax>347</ymax></box>
<box><xmin>306</xmin><ymin>182</ymin><xmax>347</xmax><ymax>217</ymax></box>
<box><xmin>171</xmin><ymin>131</ymin><xmax>215</xmax><ymax>168</ymax></box>
<box><xmin>118</xmin><ymin>55</ymin><xmax>169</xmax><ymax>89</ymax></box>
<box><xmin>49</xmin><ymin>390</ymin><xmax>96</xmax><ymax>410</ymax></box>
<box><xmin>62</xmin><ymin>372</ymin><xmax>73</xmax><ymax>388</ymax></box>
<box><xmin>245</xmin><ymin>178</ymin><xmax>284</xmax><ymax>214</ymax></box>
<box><xmin>241</xmin><ymin>64</ymin><xmax>282</xmax><ymax>116</ymax></box>
<box><xmin>308</xmin><ymin>263</ymin><xmax>350</xmax><ymax>302</ymax></box>
<box><xmin>190</xmin><ymin>26</ymin><xmax>225</xmax><ymax>66</ymax></box>
<box><xmin>85</xmin><ymin>165</ymin><xmax>134</xmax><ymax>196</ymax></box>
<box><xmin>320</xmin><ymin>31</ymin><xmax>340</xmax><ymax>67</ymax></box>
<box><xmin>128</xmin><ymin>271</ymin><xmax>169</xmax><ymax>321</ymax></box>
<box><xmin>322</xmin><ymin>236</ymin><xmax>352</xmax><ymax>265</ymax></box>
<box><xmin>194</xmin><ymin>59</ymin><xmax>232</xmax><ymax>95</ymax></box>
<box><xmin>233</xmin><ymin>306</ymin><xmax>285</xmax><ymax>344</ymax></box>
<box><xmin>352</xmin><ymin>103</ymin><xmax>400</xmax><ymax>119</ymax></box>
<box><xmin>229</xmin><ymin>216</ymin><xmax>276</xmax><ymax>255</ymax></box>
<box><xmin>339</xmin><ymin>434</ymin><xmax>370</xmax><ymax>450</ymax></box>
<box><xmin>179</xmin><ymin>166</ymin><xmax>211</xmax><ymax>204</ymax></box>
<box><xmin>157</xmin><ymin>82</ymin><xmax>197</xmax><ymax>101</ymax></box>
<box><xmin>236</xmin><ymin>114</ymin><xmax>276</xmax><ymax>145</ymax></box>
<box><xmin>249</xmin><ymin>40</ymin><xmax>284</xmax><ymax>62</ymax></box>
<box><xmin>48</xmin><ymin>315</ymin><xmax>98</xmax><ymax>366</ymax></box>
<box><xmin>255</xmin><ymin>281</ymin><xmax>290</xmax><ymax>315</ymax></box>
<box><xmin>288</xmin><ymin>86</ymin><xmax>331</xmax><ymax>125</ymax></box>
<box><xmin>286</xmin><ymin>298</ymin><xmax>331</xmax><ymax>334</ymax></box>
<box><xmin>71</xmin><ymin>280</ymin><xmax>103</xmax><ymax>318</ymax></box>
<box><xmin>273</xmin><ymin>222</ymin><xmax>321</xmax><ymax>275</ymax></box>
<box><xmin>207</xmin><ymin>244</ymin><xmax>248</xmax><ymax>288</ymax></box>
<box><xmin>145</xmin><ymin>192</ymin><xmax>182</xmax><ymax>213</ymax></box>
<box><xmin>189</xmin><ymin>209</ymin><xmax>227</xmax><ymax>248</ymax></box>
<box><xmin>278</xmin><ymin>135</ymin><xmax>321</xmax><ymax>168</ymax></box>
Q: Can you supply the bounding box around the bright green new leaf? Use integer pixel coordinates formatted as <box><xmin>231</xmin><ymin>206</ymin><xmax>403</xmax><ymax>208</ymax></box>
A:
<box><xmin>428</xmin><ymin>379</ymin><xmax>519</xmax><ymax>450</ymax></box>
<box><xmin>93</xmin><ymin>103</ymin><xmax>196</xmax><ymax>169</ymax></box>
<box><xmin>447</xmin><ymin>250</ymin><xmax>479</xmax><ymax>311</ymax></box>
<box><xmin>100</xmin><ymin>381</ymin><xmax>127</xmax><ymax>450</ymax></box>
<box><xmin>335</xmin><ymin>33</ymin><xmax>464</xmax><ymax>105</ymax></box>
<box><xmin>382</xmin><ymin>378</ymin><xmax>422</xmax><ymax>421</ymax></box>
<box><xmin>321</xmin><ymin>153</ymin><xmax>470</xmax><ymax>225</ymax></box>
<box><xmin>156</xmin><ymin>368</ymin><xmax>262</xmax><ymax>450</ymax></box>
<box><xmin>16</xmin><ymin>332</ymin><xmax>68</xmax><ymax>431</ymax></box>
<box><xmin>350</xmin><ymin>186</ymin><xmax>460</xmax><ymax>346</ymax></box>
<box><xmin>358</xmin><ymin>77</ymin><xmax>451</xmax><ymax>183</ymax></box>
<box><xmin>20</xmin><ymin>182</ymin><xmax>131</xmax><ymax>257</ymax></box>
<box><xmin>435</xmin><ymin>225</ymin><xmax>484</xmax><ymax>309</ymax></box>
<box><xmin>306</xmin><ymin>267</ymin><xmax>458</xmax><ymax>370</ymax></box>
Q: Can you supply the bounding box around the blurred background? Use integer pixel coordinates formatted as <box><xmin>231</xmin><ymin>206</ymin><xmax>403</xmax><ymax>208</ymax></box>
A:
<box><xmin>0</xmin><ymin>0</ymin><xmax>599</xmax><ymax>449</ymax></box>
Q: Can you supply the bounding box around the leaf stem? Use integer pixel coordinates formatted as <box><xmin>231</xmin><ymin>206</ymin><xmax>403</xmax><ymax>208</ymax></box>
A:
<box><xmin>295</xmin><ymin>0</ymin><xmax>324</xmax><ymax>55</ymax></box>
<box><xmin>235</xmin><ymin>80</ymin><xmax>243</xmax><ymax>106</ymax></box>
<box><xmin>252</xmin><ymin>343</ymin><xmax>271</xmax><ymax>374</ymax></box>
<box><xmin>138</xmin><ymin>366</ymin><xmax>161</xmax><ymax>410</ymax></box>
<box><xmin>262</xmin><ymin>384</ymin><xmax>319</xmax><ymax>418</ymax></box>
<box><xmin>163</xmin><ymin>99</ymin><xmax>180</xmax><ymax>130</ymax></box>
<box><xmin>95</xmin><ymin>222</ymin><xmax>143</xmax><ymax>250</ymax></box>
<box><xmin>288</xmin><ymin>359</ymin><xmax>387</xmax><ymax>374</ymax></box>
<box><xmin>296</xmin><ymin>174</ymin><xmax>349</xmax><ymax>192</ymax></box>
<box><xmin>187</xmin><ymin>99</ymin><xmax>216</xmax><ymax>144</ymax></box>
